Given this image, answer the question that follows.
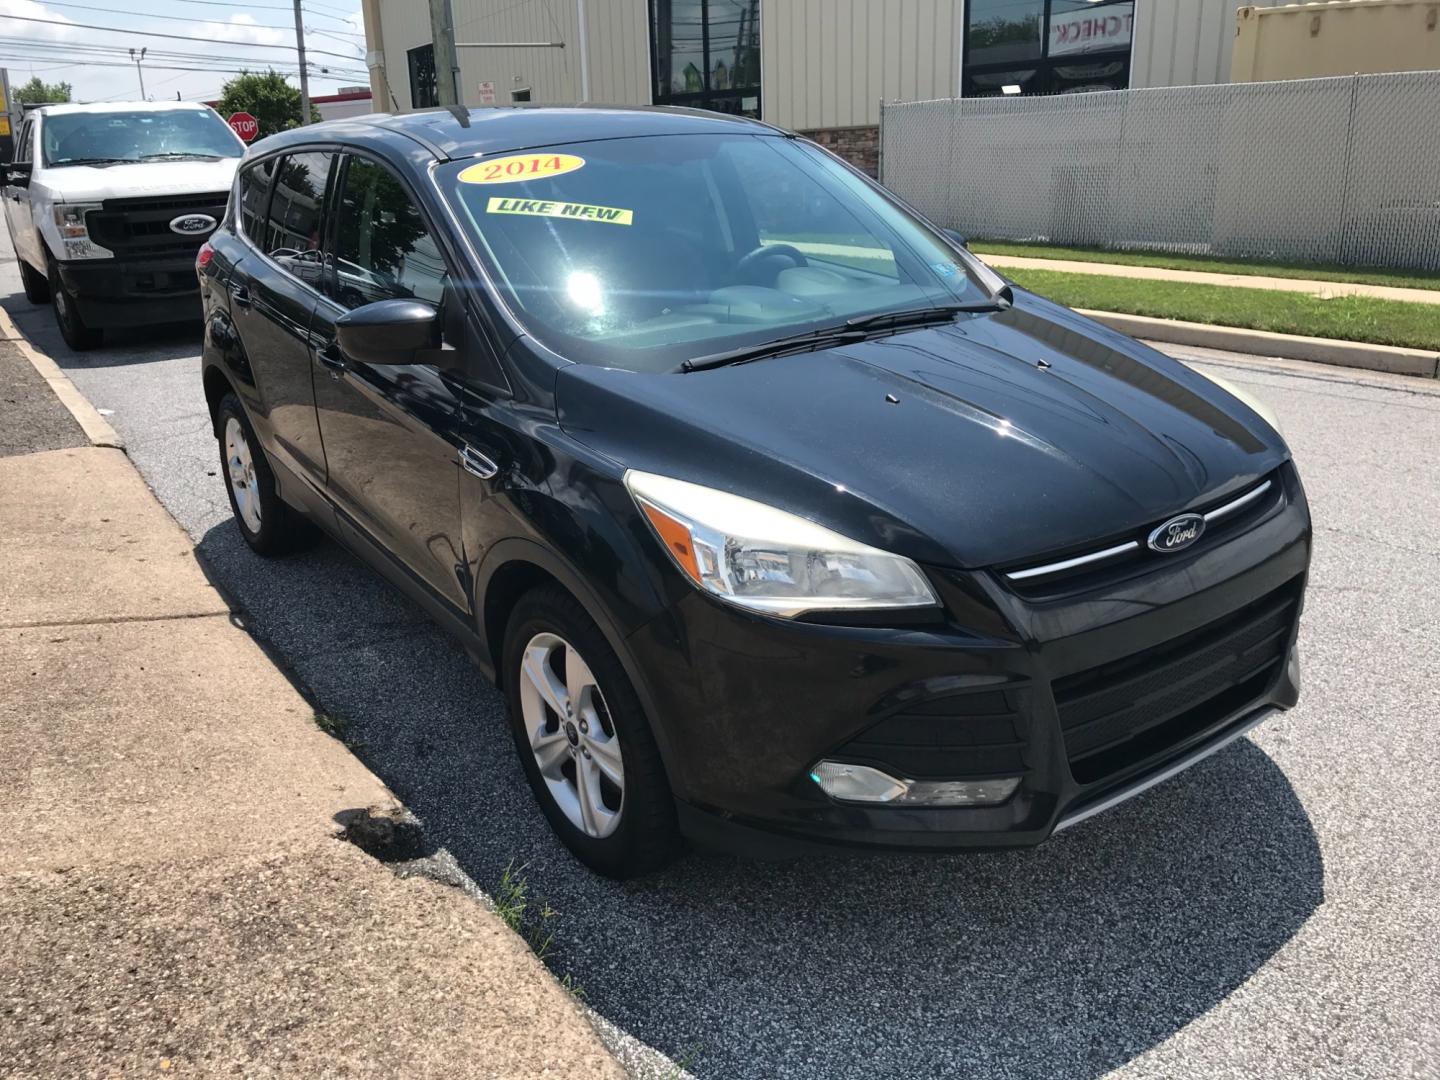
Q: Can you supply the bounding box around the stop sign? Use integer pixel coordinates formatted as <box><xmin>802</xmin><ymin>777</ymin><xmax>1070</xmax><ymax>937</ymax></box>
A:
<box><xmin>228</xmin><ymin>112</ymin><xmax>259</xmax><ymax>143</ymax></box>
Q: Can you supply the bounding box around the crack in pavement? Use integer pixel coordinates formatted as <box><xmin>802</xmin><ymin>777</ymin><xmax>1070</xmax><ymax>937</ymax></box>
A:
<box><xmin>0</xmin><ymin>610</ymin><xmax>231</xmax><ymax>631</ymax></box>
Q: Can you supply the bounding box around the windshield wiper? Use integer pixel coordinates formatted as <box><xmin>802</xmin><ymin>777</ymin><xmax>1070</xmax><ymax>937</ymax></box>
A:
<box><xmin>678</xmin><ymin>301</ymin><xmax>1008</xmax><ymax>373</ymax></box>
<box><xmin>845</xmin><ymin>301</ymin><xmax>1007</xmax><ymax>332</ymax></box>
<box><xmin>141</xmin><ymin>152</ymin><xmax>224</xmax><ymax>162</ymax></box>
<box><xmin>51</xmin><ymin>157</ymin><xmax>132</xmax><ymax>168</ymax></box>
<box><xmin>678</xmin><ymin>325</ymin><xmax>868</xmax><ymax>373</ymax></box>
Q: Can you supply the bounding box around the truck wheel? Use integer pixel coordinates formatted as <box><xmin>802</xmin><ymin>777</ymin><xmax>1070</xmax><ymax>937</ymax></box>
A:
<box><xmin>48</xmin><ymin>262</ymin><xmax>101</xmax><ymax>351</ymax></box>
<box><xmin>20</xmin><ymin>261</ymin><xmax>50</xmax><ymax>304</ymax></box>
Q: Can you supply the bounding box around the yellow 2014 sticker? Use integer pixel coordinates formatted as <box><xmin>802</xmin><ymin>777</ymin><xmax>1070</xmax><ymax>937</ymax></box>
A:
<box><xmin>486</xmin><ymin>196</ymin><xmax>633</xmax><ymax>226</ymax></box>
<box><xmin>458</xmin><ymin>153</ymin><xmax>585</xmax><ymax>185</ymax></box>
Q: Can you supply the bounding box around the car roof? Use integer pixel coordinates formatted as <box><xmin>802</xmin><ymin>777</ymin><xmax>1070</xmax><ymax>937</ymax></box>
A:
<box><xmin>36</xmin><ymin>100</ymin><xmax>216</xmax><ymax>117</ymax></box>
<box><xmin>249</xmin><ymin>104</ymin><xmax>787</xmax><ymax>162</ymax></box>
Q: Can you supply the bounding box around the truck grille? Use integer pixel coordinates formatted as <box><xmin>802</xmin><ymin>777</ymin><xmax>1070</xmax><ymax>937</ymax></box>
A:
<box><xmin>86</xmin><ymin>193</ymin><xmax>229</xmax><ymax>256</ymax></box>
<box><xmin>1054</xmin><ymin>580</ymin><xmax>1299</xmax><ymax>783</ymax></box>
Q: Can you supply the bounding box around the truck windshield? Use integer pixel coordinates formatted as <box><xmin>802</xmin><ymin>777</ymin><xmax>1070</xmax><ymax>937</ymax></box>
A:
<box><xmin>438</xmin><ymin>133</ymin><xmax>994</xmax><ymax>372</ymax></box>
<box><xmin>42</xmin><ymin>109</ymin><xmax>243</xmax><ymax>167</ymax></box>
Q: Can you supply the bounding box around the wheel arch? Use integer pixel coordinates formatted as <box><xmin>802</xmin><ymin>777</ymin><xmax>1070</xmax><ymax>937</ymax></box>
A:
<box><xmin>202</xmin><ymin>363</ymin><xmax>235</xmax><ymax>438</ymax></box>
<box><xmin>475</xmin><ymin>537</ymin><xmax>684</xmax><ymax>781</ymax></box>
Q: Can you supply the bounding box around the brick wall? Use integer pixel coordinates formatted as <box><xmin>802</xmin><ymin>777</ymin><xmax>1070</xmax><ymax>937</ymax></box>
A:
<box><xmin>797</xmin><ymin>125</ymin><xmax>880</xmax><ymax>178</ymax></box>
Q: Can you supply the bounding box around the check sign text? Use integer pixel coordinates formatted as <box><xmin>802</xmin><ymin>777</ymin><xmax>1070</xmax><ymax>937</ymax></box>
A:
<box><xmin>487</xmin><ymin>197</ymin><xmax>634</xmax><ymax>226</ymax></box>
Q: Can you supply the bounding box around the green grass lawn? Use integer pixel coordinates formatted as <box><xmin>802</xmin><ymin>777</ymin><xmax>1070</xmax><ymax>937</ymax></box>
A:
<box><xmin>972</xmin><ymin>240</ymin><xmax>1440</xmax><ymax>293</ymax></box>
<box><xmin>1007</xmin><ymin>268</ymin><xmax>1440</xmax><ymax>352</ymax></box>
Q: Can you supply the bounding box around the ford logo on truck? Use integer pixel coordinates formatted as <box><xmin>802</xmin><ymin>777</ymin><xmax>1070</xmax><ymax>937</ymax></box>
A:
<box><xmin>169</xmin><ymin>213</ymin><xmax>217</xmax><ymax>236</ymax></box>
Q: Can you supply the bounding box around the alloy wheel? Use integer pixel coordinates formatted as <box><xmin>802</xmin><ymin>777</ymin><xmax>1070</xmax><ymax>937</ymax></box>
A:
<box><xmin>224</xmin><ymin>416</ymin><xmax>262</xmax><ymax>534</ymax></box>
<box><xmin>519</xmin><ymin>631</ymin><xmax>625</xmax><ymax>838</ymax></box>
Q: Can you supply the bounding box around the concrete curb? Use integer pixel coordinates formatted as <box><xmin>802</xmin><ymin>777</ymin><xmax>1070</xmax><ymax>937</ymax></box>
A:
<box><xmin>0</xmin><ymin>305</ymin><xmax>125</xmax><ymax>449</ymax></box>
<box><xmin>1078</xmin><ymin>309</ymin><xmax>1440</xmax><ymax>380</ymax></box>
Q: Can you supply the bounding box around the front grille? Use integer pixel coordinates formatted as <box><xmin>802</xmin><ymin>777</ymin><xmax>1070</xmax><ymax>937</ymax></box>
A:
<box><xmin>833</xmin><ymin>686</ymin><xmax>1031</xmax><ymax>779</ymax></box>
<box><xmin>1054</xmin><ymin>581</ymin><xmax>1299</xmax><ymax>784</ymax></box>
<box><xmin>86</xmin><ymin>192</ymin><xmax>228</xmax><ymax>255</ymax></box>
<box><xmin>1001</xmin><ymin>471</ymin><xmax>1284</xmax><ymax>598</ymax></box>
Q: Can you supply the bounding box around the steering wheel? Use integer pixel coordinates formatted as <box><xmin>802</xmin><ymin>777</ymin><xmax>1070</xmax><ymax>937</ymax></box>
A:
<box><xmin>735</xmin><ymin>243</ymin><xmax>809</xmax><ymax>283</ymax></box>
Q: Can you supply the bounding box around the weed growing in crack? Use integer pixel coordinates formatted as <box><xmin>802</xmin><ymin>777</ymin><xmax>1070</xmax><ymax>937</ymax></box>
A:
<box><xmin>494</xmin><ymin>860</ymin><xmax>559</xmax><ymax>960</ymax></box>
<box><xmin>313</xmin><ymin>712</ymin><xmax>349</xmax><ymax>738</ymax></box>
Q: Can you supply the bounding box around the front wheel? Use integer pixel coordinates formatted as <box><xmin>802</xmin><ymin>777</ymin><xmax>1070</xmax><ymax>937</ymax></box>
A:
<box><xmin>503</xmin><ymin>585</ymin><xmax>681</xmax><ymax>878</ymax></box>
<box><xmin>20</xmin><ymin>259</ymin><xmax>50</xmax><ymax>304</ymax></box>
<box><xmin>48</xmin><ymin>262</ymin><xmax>101</xmax><ymax>350</ymax></box>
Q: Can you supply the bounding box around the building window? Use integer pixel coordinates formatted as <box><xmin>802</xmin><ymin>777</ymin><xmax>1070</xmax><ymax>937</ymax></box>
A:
<box><xmin>408</xmin><ymin>43</ymin><xmax>438</xmax><ymax>109</ymax></box>
<box><xmin>649</xmin><ymin>0</ymin><xmax>761</xmax><ymax>118</ymax></box>
<box><xmin>964</xmin><ymin>0</ymin><xmax>1134</xmax><ymax>97</ymax></box>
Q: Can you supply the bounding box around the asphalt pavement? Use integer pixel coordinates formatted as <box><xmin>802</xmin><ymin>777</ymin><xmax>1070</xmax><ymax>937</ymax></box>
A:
<box><xmin>4</xmin><ymin>228</ymin><xmax>1436</xmax><ymax>1079</ymax></box>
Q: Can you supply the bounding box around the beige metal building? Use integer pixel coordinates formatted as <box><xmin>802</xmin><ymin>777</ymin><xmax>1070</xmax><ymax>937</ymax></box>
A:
<box><xmin>1232</xmin><ymin>0</ymin><xmax>1440</xmax><ymax>82</ymax></box>
<box><xmin>356</xmin><ymin>1</ymin><xmax>1310</xmax><ymax>171</ymax></box>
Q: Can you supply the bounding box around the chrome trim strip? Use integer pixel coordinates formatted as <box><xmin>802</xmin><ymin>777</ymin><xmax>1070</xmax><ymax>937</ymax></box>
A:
<box><xmin>1204</xmin><ymin>479</ymin><xmax>1274</xmax><ymax>524</ymax></box>
<box><xmin>1053</xmin><ymin>706</ymin><xmax>1277</xmax><ymax>834</ymax></box>
<box><xmin>1005</xmin><ymin>541</ymin><xmax>1140</xmax><ymax>582</ymax></box>
<box><xmin>459</xmin><ymin>446</ymin><xmax>498</xmax><ymax>480</ymax></box>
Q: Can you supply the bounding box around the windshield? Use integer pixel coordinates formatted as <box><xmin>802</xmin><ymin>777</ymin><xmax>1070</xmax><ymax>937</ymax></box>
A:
<box><xmin>438</xmin><ymin>133</ymin><xmax>993</xmax><ymax>371</ymax></box>
<box><xmin>42</xmin><ymin>109</ymin><xmax>243</xmax><ymax>167</ymax></box>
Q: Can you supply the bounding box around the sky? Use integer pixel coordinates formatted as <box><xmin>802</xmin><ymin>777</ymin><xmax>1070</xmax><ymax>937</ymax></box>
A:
<box><xmin>0</xmin><ymin>0</ymin><xmax>369</xmax><ymax>105</ymax></box>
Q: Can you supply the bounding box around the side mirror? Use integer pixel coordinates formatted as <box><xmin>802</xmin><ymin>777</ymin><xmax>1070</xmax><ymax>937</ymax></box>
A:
<box><xmin>943</xmin><ymin>228</ymin><xmax>969</xmax><ymax>250</ymax></box>
<box><xmin>335</xmin><ymin>299</ymin><xmax>441</xmax><ymax>366</ymax></box>
<box><xmin>4</xmin><ymin>161</ymin><xmax>32</xmax><ymax>187</ymax></box>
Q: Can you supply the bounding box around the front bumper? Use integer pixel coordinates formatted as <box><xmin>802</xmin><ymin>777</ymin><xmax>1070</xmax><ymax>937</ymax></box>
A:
<box><xmin>55</xmin><ymin>255</ymin><xmax>202</xmax><ymax>328</ymax></box>
<box><xmin>628</xmin><ymin>464</ymin><xmax>1311</xmax><ymax>855</ymax></box>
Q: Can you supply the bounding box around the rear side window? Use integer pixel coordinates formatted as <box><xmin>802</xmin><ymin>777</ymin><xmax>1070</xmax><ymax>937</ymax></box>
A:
<box><xmin>236</xmin><ymin>158</ymin><xmax>275</xmax><ymax>242</ymax></box>
<box><xmin>329</xmin><ymin>156</ymin><xmax>447</xmax><ymax>310</ymax></box>
<box><xmin>264</xmin><ymin>151</ymin><xmax>335</xmax><ymax>262</ymax></box>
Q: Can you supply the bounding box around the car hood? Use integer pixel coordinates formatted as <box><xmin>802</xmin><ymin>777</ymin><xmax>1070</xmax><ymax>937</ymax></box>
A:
<box><xmin>555</xmin><ymin>295</ymin><xmax>1289</xmax><ymax>570</ymax></box>
<box><xmin>39</xmin><ymin>158</ymin><xmax>239</xmax><ymax>202</ymax></box>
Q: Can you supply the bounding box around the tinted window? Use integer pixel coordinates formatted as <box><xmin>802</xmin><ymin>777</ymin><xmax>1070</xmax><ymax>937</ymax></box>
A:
<box><xmin>408</xmin><ymin>44</ymin><xmax>438</xmax><ymax>109</ymax></box>
<box><xmin>330</xmin><ymin>156</ymin><xmax>447</xmax><ymax>310</ymax></box>
<box><xmin>264</xmin><ymin>151</ymin><xmax>336</xmax><ymax>288</ymax></box>
<box><xmin>16</xmin><ymin>119</ymin><xmax>34</xmax><ymax>163</ymax></box>
<box><xmin>237</xmin><ymin>158</ymin><xmax>276</xmax><ymax>243</ymax></box>
<box><xmin>41</xmin><ymin>108</ymin><xmax>242</xmax><ymax>167</ymax></box>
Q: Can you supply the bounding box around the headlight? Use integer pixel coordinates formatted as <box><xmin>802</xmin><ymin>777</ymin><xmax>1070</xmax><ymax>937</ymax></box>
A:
<box><xmin>54</xmin><ymin>203</ymin><xmax>101</xmax><ymax>239</ymax></box>
<box><xmin>624</xmin><ymin>470</ymin><xmax>939</xmax><ymax>618</ymax></box>
<box><xmin>1194</xmin><ymin>368</ymin><xmax>1284</xmax><ymax>436</ymax></box>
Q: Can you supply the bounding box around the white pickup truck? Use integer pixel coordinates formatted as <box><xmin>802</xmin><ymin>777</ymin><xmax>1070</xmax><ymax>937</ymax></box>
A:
<box><xmin>2</xmin><ymin>100</ymin><xmax>244</xmax><ymax>349</ymax></box>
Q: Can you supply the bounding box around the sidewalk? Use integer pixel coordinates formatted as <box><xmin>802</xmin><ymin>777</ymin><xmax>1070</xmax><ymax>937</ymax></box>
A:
<box><xmin>0</xmin><ymin>346</ymin><xmax>625</xmax><ymax>1076</ymax></box>
<box><xmin>979</xmin><ymin>253</ymin><xmax>1440</xmax><ymax>306</ymax></box>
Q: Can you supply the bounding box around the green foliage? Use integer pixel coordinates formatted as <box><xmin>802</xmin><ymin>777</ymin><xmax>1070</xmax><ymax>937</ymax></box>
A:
<box><xmin>971</xmin><ymin>240</ymin><xmax>1440</xmax><ymax>294</ymax></box>
<box><xmin>13</xmin><ymin>77</ymin><xmax>72</xmax><ymax>105</ymax></box>
<box><xmin>1006</xmin><ymin>268</ymin><xmax>1440</xmax><ymax>352</ymax></box>
<box><xmin>216</xmin><ymin>70</ymin><xmax>320</xmax><ymax>138</ymax></box>
<box><xmin>493</xmin><ymin>860</ymin><xmax>559</xmax><ymax>960</ymax></box>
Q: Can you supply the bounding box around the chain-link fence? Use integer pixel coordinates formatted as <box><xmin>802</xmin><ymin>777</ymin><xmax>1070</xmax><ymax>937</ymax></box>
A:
<box><xmin>880</xmin><ymin>71</ymin><xmax>1440</xmax><ymax>271</ymax></box>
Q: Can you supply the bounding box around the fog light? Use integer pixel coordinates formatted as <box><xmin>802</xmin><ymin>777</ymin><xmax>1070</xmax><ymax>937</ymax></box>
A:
<box><xmin>811</xmin><ymin>761</ymin><xmax>1020</xmax><ymax>807</ymax></box>
<box><xmin>810</xmin><ymin>762</ymin><xmax>910</xmax><ymax>803</ymax></box>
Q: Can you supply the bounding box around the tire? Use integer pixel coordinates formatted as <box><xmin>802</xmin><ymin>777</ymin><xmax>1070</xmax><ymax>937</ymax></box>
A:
<box><xmin>48</xmin><ymin>261</ymin><xmax>101</xmax><ymax>351</ymax></box>
<box><xmin>20</xmin><ymin>259</ymin><xmax>50</xmax><ymax>304</ymax></box>
<box><xmin>503</xmin><ymin>585</ymin><xmax>681</xmax><ymax>878</ymax></box>
<box><xmin>215</xmin><ymin>392</ymin><xmax>316</xmax><ymax>557</ymax></box>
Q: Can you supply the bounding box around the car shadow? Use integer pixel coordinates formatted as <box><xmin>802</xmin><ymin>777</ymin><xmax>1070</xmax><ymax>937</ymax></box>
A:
<box><xmin>1</xmin><ymin>291</ymin><xmax>202</xmax><ymax>368</ymax></box>
<box><xmin>193</xmin><ymin>517</ymin><xmax>1323</xmax><ymax>1080</ymax></box>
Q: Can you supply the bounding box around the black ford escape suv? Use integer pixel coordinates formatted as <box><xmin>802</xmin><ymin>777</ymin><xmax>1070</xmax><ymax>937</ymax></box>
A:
<box><xmin>198</xmin><ymin>107</ymin><xmax>1309</xmax><ymax>878</ymax></box>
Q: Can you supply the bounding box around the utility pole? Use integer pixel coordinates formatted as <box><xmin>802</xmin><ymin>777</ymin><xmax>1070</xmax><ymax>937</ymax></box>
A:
<box><xmin>129</xmin><ymin>47</ymin><xmax>146</xmax><ymax>99</ymax></box>
<box><xmin>576</xmin><ymin>0</ymin><xmax>590</xmax><ymax>102</ymax></box>
<box><xmin>292</xmin><ymin>0</ymin><xmax>312</xmax><ymax>125</ymax></box>
<box><xmin>428</xmin><ymin>0</ymin><xmax>462</xmax><ymax>107</ymax></box>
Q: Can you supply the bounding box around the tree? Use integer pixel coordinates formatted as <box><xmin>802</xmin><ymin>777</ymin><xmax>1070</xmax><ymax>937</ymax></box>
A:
<box><xmin>13</xmin><ymin>77</ymin><xmax>72</xmax><ymax>105</ymax></box>
<box><xmin>216</xmin><ymin>70</ymin><xmax>319</xmax><ymax>138</ymax></box>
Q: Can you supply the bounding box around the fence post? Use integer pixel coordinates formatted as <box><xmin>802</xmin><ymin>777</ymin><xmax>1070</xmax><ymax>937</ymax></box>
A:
<box><xmin>878</xmin><ymin>98</ymin><xmax>886</xmax><ymax>185</ymax></box>
<box><xmin>1336</xmin><ymin>73</ymin><xmax>1361</xmax><ymax>266</ymax></box>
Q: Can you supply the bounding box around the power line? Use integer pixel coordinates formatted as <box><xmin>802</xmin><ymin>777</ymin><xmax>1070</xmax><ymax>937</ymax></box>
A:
<box><xmin>0</xmin><ymin>38</ymin><xmax>367</xmax><ymax>75</ymax></box>
<box><xmin>0</xmin><ymin>12</ymin><xmax>365</xmax><ymax>62</ymax></box>
<box><xmin>29</xmin><ymin>0</ymin><xmax>357</xmax><ymax>37</ymax></box>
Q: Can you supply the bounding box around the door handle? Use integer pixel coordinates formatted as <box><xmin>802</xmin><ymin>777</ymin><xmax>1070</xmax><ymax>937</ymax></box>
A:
<box><xmin>228</xmin><ymin>282</ymin><xmax>251</xmax><ymax>308</ymax></box>
<box><xmin>316</xmin><ymin>340</ymin><xmax>347</xmax><ymax>376</ymax></box>
<box><xmin>459</xmin><ymin>445</ymin><xmax>498</xmax><ymax>480</ymax></box>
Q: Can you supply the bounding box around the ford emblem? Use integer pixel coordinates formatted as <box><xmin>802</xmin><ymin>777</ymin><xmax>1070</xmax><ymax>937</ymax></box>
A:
<box><xmin>1148</xmin><ymin>512</ymin><xmax>1206</xmax><ymax>554</ymax></box>
<box><xmin>169</xmin><ymin>213</ymin><xmax>217</xmax><ymax>236</ymax></box>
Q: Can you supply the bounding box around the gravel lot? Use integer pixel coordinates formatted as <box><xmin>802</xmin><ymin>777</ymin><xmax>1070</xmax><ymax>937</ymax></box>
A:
<box><xmin>5</xmin><ymin>229</ymin><xmax>1436</xmax><ymax>1079</ymax></box>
